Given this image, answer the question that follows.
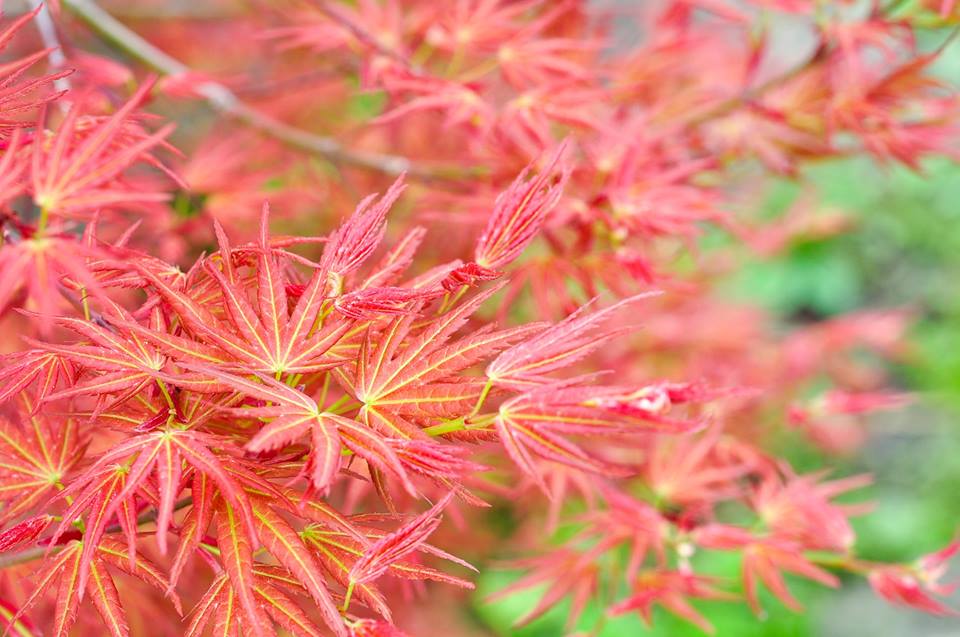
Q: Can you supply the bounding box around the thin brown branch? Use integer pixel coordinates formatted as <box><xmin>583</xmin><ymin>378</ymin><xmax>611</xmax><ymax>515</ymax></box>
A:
<box><xmin>0</xmin><ymin>545</ymin><xmax>49</xmax><ymax>568</ymax></box>
<box><xmin>29</xmin><ymin>0</ymin><xmax>71</xmax><ymax>97</ymax></box>
<box><xmin>679</xmin><ymin>44</ymin><xmax>828</xmax><ymax>128</ymax></box>
<box><xmin>60</xmin><ymin>0</ymin><xmax>475</xmax><ymax>180</ymax></box>
<box><xmin>309</xmin><ymin>0</ymin><xmax>424</xmax><ymax>75</ymax></box>
<box><xmin>0</xmin><ymin>498</ymin><xmax>193</xmax><ymax>569</ymax></box>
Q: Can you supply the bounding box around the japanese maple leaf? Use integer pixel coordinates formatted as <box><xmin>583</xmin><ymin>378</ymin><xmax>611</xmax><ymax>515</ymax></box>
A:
<box><xmin>609</xmin><ymin>570</ymin><xmax>735</xmax><ymax>634</ymax></box>
<box><xmin>320</xmin><ymin>176</ymin><xmax>406</xmax><ymax>294</ymax></box>
<box><xmin>247</xmin><ymin>495</ymin><xmax>345</xmax><ymax>635</ymax></box>
<box><xmin>488</xmin><ymin>547</ymin><xmax>601</xmax><ymax>629</ymax></box>
<box><xmin>424</xmin><ymin>0</ymin><xmax>544</xmax><ymax>53</ymax></box>
<box><xmin>131</xmin><ymin>211</ymin><xmax>352</xmax><ymax>376</ymax></box>
<box><xmin>495</xmin><ymin>384</ymin><xmax>662</xmax><ymax>491</ymax></box>
<box><xmin>868</xmin><ymin>539</ymin><xmax>960</xmax><ymax>616</ymax></box>
<box><xmin>49</xmin><ymin>427</ymin><xmax>267</xmax><ymax>599</ymax></box>
<box><xmin>0</xmin><ymin>348</ymin><xmax>75</xmax><ymax>405</ymax></box>
<box><xmin>8</xmin><ymin>538</ymin><xmax>178</xmax><ymax>637</ymax></box>
<box><xmin>0</xmin><ymin>513</ymin><xmax>53</xmax><ymax>553</ymax></box>
<box><xmin>473</xmin><ymin>140</ymin><xmax>570</xmax><ymax>271</ymax></box>
<box><xmin>348</xmin><ymin>493</ymin><xmax>456</xmax><ymax>586</ymax></box>
<box><xmin>30</xmin><ymin>306</ymin><xmax>168</xmax><ymax>407</ymax></box>
<box><xmin>498</xmin><ymin>85</ymin><xmax>608</xmax><ymax>156</ymax></box>
<box><xmin>30</xmin><ymin>79</ymin><xmax>176</xmax><ymax>217</ymax></box>
<box><xmin>642</xmin><ymin>427</ymin><xmax>750</xmax><ymax>509</ymax></box>
<box><xmin>375</xmin><ymin>74</ymin><xmax>492</xmax><ymax>129</ymax></box>
<box><xmin>497</xmin><ymin>35</ymin><xmax>599</xmax><ymax>89</ymax></box>
<box><xmin>693</xmin><ymin>525</ymin><xmax>839</xmax><ymax>614</ymax></box>
<box><xmin>487</xmin><ymin>293</ymin><xmax>653</xmax><ymax>390</ymax></box>
<box><xmin>750</xmin><ymin>471</ymin><xmax>872</xmax><ymax>552</ymax></box>
<box><xmin>0</xmin><ymin>5</ymin><xmax>70</xmax><ymax>130</ymax></box>
<box><xmin>183</xmin><ymin>365</ymin><xmax>416</xmax><ymax>496</ymax></box>
<box><xmin>302</xmin><ymin>509</ymin><xmax>474</xmax><ymax>604</ymax></box>
<box><xmin>347</xmin><ymin>283</ymin><xmax>540</xmax><ymax>440</ymax></box>
<box><xmin>210</xmin><ymin>499</ymin><xmax>310</xmax><ymax>637</ymax></box>
<box><xmin>268</xmin><ymin>0</ymin><xmax>408</xmax><ymax>69</ymax></box>
<box><xmin>185</xmin><ymin>572</ymin><xmax>289</xmax><ymax>637</ymax></box>
<box><xmin>0</xmin><ymin>401</ymin><xmax>82</xmax><ymax>526</ymax></box>
<box><xmin>0</xmin><ymin>229</ymin><xmax>109</xmax><ymax>327</ymax></box>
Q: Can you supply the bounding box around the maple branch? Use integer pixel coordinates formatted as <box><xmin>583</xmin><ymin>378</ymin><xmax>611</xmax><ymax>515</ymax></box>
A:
<box><xmin>680</xmin><ymin>44</ymin><xmax>828</xmax><ymax>128</ymax></box>
<box><xmin>0</xmin><ymin>498</ymin><xmax>192</xmax><ymax>569</ymax></box>
<box><xmin>0</xmin><ymin>545</ymin><xmax>46</xmax><ymax>569</ymax></box>
<box><xmin>29</xmin><ymin>0</ymin><xmax>71</xmax><ymax>96</ymax></box>
<box><xmin>309</xmin><ymin>0</ymin><xmax>424</xmax><ymax>75</ymax></box>
<box><xmin>60</xmin><ymin>0</ymin><xmax>473</xmax><ymax>180</ymax></box>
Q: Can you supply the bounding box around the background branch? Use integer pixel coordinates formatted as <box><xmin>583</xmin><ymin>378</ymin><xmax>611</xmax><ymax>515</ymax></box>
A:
<box><xmin>60</xmin><ymin>0</ymin><xmax>474</xmax><ymax>180</ymax></box>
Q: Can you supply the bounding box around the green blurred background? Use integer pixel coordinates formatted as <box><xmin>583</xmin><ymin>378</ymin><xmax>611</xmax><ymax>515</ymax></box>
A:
<box><xmin>470</xmin><ymin>36</ymin><xmax>960</xmax><ymax>637</ymax></box>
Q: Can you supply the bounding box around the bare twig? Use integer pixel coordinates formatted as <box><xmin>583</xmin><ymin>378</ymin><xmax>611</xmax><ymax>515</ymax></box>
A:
<box><xmin>0</xmin><ymin>498</ymin><xmax>193</xmax><ymax>570</ymax></box>
<box><xmin>310</xmin><ymin>0</ymin><xmax>424</xmax><ymax>75</ymax></box>
<box><xmin>60</xmin><ymin>0</ymin><xmax>474</xmax><ymax>180</ymax></box>
<box><xmin>29</xmin><ymin>0</ymin><xmax>71</xmax><ymax>98</ymax></box>
<box><xmin>0</xmin><ymin>545</ymin><xmax>49</xmax><ymax>568</ymax></box>
<box><xmin>679</xmin><ymin>44</ymin><xmax>828</xmax><ymax>128</ymax></box>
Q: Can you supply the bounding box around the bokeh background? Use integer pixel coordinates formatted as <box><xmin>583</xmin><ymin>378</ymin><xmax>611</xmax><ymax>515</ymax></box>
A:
<box><xmin>472</xmin><ymin>26</ymin><xmax>960</xmax><ymax>637</ymax></box>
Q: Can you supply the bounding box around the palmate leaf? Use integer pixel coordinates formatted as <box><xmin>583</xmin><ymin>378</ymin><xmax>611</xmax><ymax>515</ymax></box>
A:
<box><xmin>0</xmin><ymin>350</ymin><xmax>75</xmax><ymax>406</ymax></box>
<box><xmin>349</xmin><ymin>493</ymin><xmax>455</xmax><ymax>585</ymax></box>
<box><xmin>346</xmin><ymin>283</ymin><xmax>540</xmax><ymax>445</ymax></box>
<box><xmin>132</xmin><ymin>221</ymin><xmax>352</xmax><ymax>375</ymax></box>
<box><xmin>0</xmin><ymin>5</ymin><xmax>69</xmax><ymax>127</ymax></box>
<box><xmin>29</xmin><ymin>79</ymin><xmax>175</xmax><ymax>216</ymax></box>
<box><xmin>474</xmin><ymin>140</ymin><xmax>570</xmax><ymax>271</ymax></box>
<box><xmin>360</xmin><ymin>226</ymin><xmax>426</xmax><ymax>290</ymax></box>
<box><xmin>30</xmin><ymin>308</ymin><xmax>167</xmax><ymax>405</ymax></box>
<box><xmin>320</xmin><ymin>176</ymin><xmax>406</xmax><ymax>286</ymax></box>
<box><xmin>0</xmin><ymin>402</ymin><xmax>82</xmax><ymax>526</ymax></box>
<box><xmin>303</xmin><ymin>507</ymin><xmax>475</xmax><ymax>622</ymax></box>
<box><xmin>216</xmin><ymin>500</ymin><xmax>274</xmax><ymax>637</ymax></box>
<box><xmin>87</xmin><ymin>554</ymin><xmax>129</xmax><ymax>637</ymax></box>
<box><xmin>491</xmin><ymin>383</ymin><xmax>659</xmax><ymax>491</ymax></box>
<box><xmin>251</xmin><ymin>497</ymin><xmax>347</xmax><ymax>637</ymax></box>
<box><xmin>306</xmin><ymin>525</ymin><xmax>474</xmax><ymax>592</ymax></box>
<box><xmin>188</xmin><ymin>365</ymin><xmax>417</xmax><ymax>495</ymax></box>
<box><xmin>0</xmin><ymin>514</ymin><xmax>53</xmax><ymax>553</ymax></box>
<box><xmin>184</xmin><ymin>574</ymin><xmax>229</xmax><ymax>637</ymax></box>
<box><xmin>693</xmin><ymin>525</ymin><xmax>839</xmax><ymax>615</ymax></box>
<box><xmin>189</xmin><ymin>571</ymin><xmax>330</xmax><ymax>637</ymax></box>
<box><xmin>169</xmin><ymin>471</ymin><xmax>214</xmax><ymax>589</ymax></box>
<box><xmin>494</xmin><ymin>409</ymin><xmax>631</xmax><ymax>493</ymax></box>
<box><xmin>96</xmin><ymin>538</ymin><xmax>183</xmax><ymax>615</ymax></box>
<box><xmin>0</xmin><ymin>235</ymin><xmax>110</xmax><ymax>329</ymax></box>
<box><xmin>487</xmin><ymin>293</ymin><xmax>656</xmax><ymax>389</ymax></box>
<box><xmin>8</xmin><ymin>539</ymin><xmax>177</xmax><ymax>637</ymax></box>
<box><xmin>5</xmin><ymin>542</ymin><xmax>80</xmax><ymax>636</ymax></box>
<box><xmin>255</xmin><ymin>580</ymin><xmax>326</xmax><ymax>637</ymax></box>
<box><xmin>353</xmin><ymin>284</ymin><xmax>507</xmax><ymax>406</ymax></box>
<box><xmin>183</xmin><ymin>365</ymin><xmax>345</xmax><ymax>491</ymax></box>
<box><xmin>50</xmin><ymin>426</ymin><xmax>262</xmax><ymax>595</ymax></box>
<box><xmin>487</xmin><ymin>547</ymin><xmax>602</xmax><ymax>629</ymax></box>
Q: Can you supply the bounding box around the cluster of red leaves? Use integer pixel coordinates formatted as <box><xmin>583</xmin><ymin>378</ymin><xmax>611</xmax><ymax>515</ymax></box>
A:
<box><xmin>0</xmin><ymin>1</ymin><xmax>958</xmax><ymax>636</ymax></box>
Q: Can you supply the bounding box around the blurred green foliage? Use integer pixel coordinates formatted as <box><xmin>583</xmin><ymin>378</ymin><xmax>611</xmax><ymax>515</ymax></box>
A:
<box><xmin>469</xmin><ymin>24</ymin><xmax>960</xmax><ymax>637</ymax></box>
<box><xmin>472</xmin><ymin>153</ymin><xmax>960</xmax><ymax>635</ymax></box>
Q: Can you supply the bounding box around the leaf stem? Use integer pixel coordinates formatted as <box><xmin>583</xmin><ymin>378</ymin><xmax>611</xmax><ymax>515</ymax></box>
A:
<box><xmin>156</xmin><ymin>379</ymin><xmax>176</xmax><ymax>412</ymax></box>
<box><xmin>341</xmin><ymin>580</ymin><xmax>355</xmax><ymax>614</ymax></box>
<box><xmin>468</xmin><ymin>379</ymin><xmax>494</xmax><ymax>419</ymax></box>
<box><xmin>36</xmin><ymin>205</ymin><xmax>50</xmax><ymax>236</ymax></box>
